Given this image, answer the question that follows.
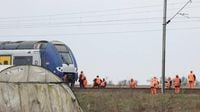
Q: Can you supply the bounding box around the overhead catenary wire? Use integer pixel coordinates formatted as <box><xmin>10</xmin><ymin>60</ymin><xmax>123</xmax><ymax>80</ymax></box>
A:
<box><xmin>0</xmin><ymin>17</ymin><xmax>199</xmax><ymax>29</ymax></box>
<box><xmin>0</xmin><ymin>26</ymin><xmax>199</xmax><ymax>37</ymax></box>
<box><xmin>0</xmin><ymin>6</ymin><xmax>199</xmax><ymax>24</ymax></box>
<box><xmin>0</xmin><ymin>17</ymin><xmax>162</xmax><ymax>24</ymax></box>
<box><xmin>0</xmin><ymin>0</ymin><xmax>199</xmax><ymax>38</ymax></box>
<box><xmin>0</xmin><ymin>15</ymin><xmax>199</xmax><ymax>26</ymax></box>
<box><xmin>0</xmin><ymin>4</ymin><xmax>199</xmax><ymax>24</ymax></box>
<box><xmin>0</xmin><ymin>17</ymin><xmax>163</xmax><ymax>27</ymax></box>
<box><xmin>0</xmin><ymin>1</ymin><xmax>199</xmax><ymax>22</ymax></box>
<box><xmin>0</xmin><ymin>13</ymin><xmax>199</xmax><ymax>29</ymax></box>
<box><xmin>167</xmin><ymin>0</ymin><xmax>192</xmax><ymax>24</ymax></box>
<box><xmin>0</xmin><ymin>29</ymin><xmax>162</xmax><ymax>37</ymax></box>
<box><xmin>0</xmin><ymin>9</ymin><xmax>166</xmax><ymax>22</ymax></box>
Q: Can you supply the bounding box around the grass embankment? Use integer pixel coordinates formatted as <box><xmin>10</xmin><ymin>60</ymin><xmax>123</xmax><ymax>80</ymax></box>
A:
<box><xmin>75</xmin><ymin>91</ymin><xmax>200</xmax><ymax>112</ymax></box>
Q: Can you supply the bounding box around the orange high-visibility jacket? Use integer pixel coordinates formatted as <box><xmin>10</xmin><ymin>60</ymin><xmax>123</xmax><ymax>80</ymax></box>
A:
<box><xmin>79</xmin><ymin>74</ymin><xmax>85</xmax><ymax>81</ymax></box>
<box><xmin>166</xmin><ymin>80</ymin><xmax>171</xmax><ymax>88</ymax></box>
<box><xmin>174</xmin><ymin>78</ymin><xmax>181</xmax><ymax>86</ymax></box>
<box><xmin>101</xmin><ymin>81</ymin><xmax>106</xmax><ymax>87</ymax></box>
<box><xmin>129</xmin><ymin>81</ymin><xmax>135</xmax><ymax>87</ymax></box>
<box><xmin>188</xmin><ymin>73</ymin><xmax>195</xmax><ymax>82</ymax></box>
<box><xmin>83</xmin><ymin>80</ymin><xmax>88</xmax><ymax>88</ymax></box>
<box><xmin>151</xmin><ymin>79</ymin><xmax>158</xmax><ymax>87</ymax></box>
<box><xmin>95</xmin><ymin>78</ymin><xmax>101</xmax><ymax>84</ymax></box>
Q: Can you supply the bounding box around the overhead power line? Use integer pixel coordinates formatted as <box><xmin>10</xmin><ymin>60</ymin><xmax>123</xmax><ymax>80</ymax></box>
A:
<box><xmin>0</xmin><ymin>17</ymin><xmax>161</xmax><ymax>25</ymax></box>
<box><xmin>0</xmin><ymin>27</ymin><xmax>199</xmax><ymax>37</ymax></box>
<box><xmin>0</xmin><ymin>19</ymin><xmax>199</xmax><ymax>29</ymax></box>
<box><xmin>0</xmin><ymin>1</ymin><xmax>199</xmax><ymax>21</ymax></box>
<box><xmin>0</xmin><ymin>9</ymin><xmax>165</xmax><ymax>22</ymax></box>
<box><xmin>0</xmin><ymin>29</ymin><xmax>161</xmax><ymax>37</ymax></box>
<box><xmin>0</xmin><ymin>7</ymin><xmax>198</xmax><ymax>23</ymax></box>
<box><xmin>0</xmin><ymin>4</ymin><xmax>199</xmax><ymax>23</ymax></box>
<box><xmin>167</xmin><ymin>0</ymin><xmax>192</xmax><ymax>24</ymax></box>
<box><xmin>1</xmin><ymin>18</ymin><xmax>200</xmax><ymax>29</ymax></box>
<box><xmin>0</xmin><ymin>15</ymin><xmax>199</xmax><ymax>26</ymax></box>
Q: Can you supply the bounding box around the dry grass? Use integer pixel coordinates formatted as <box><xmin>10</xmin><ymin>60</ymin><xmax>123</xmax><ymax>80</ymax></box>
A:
<box><xmin>75</xmin><ymin>91</ymin><xmax>200</xmax><ymax>112</ymax></box>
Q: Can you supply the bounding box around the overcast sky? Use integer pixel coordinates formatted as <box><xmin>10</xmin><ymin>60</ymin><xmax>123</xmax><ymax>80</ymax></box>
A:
<box><xmin>0</xmin><ymin>0</ymin><xmax>200</xmax><ymax>84</ymax></box>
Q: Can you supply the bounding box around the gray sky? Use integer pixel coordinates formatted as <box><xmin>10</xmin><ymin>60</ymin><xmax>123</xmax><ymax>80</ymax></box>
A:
<box><xmin>0</xmin><ymin>0</ymin><xmax>200</xmax><ymax>84</ymax></box>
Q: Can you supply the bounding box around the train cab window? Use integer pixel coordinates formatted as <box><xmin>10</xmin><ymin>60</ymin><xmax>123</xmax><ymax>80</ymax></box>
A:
<box><xmin>54</xmin><ymin>45</ymin><xmax>69</xmax><ymax>52</ymax></box>
<box><xmin>60</xmin><ymin>53</ymin><xmax>73</xmax><ymax>64</ymax></box>
<box><xmin>13</xmin><ymin>56</ymin><xmax>33</xmax><ymax>65</ymax></box>
<box><xmin>54</xmin><ymin>44</ymin><xmax>73</xmax><ymax>64</ymax></box>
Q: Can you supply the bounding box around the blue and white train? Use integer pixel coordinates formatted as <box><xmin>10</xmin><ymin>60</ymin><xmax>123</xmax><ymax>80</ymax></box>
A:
<box><xmin>0</xmin><ymin>40</ymin><xmax>78</xmax><ymax>86</ymax></box>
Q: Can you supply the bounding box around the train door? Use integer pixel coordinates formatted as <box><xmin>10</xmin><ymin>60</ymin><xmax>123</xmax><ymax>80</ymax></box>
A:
<box><xmin>0</xmin><ymin>55</ymin><xmax>11</xmax><ymax>65</ymax></box>
<box><xmin>32</xmin><ymin>51</ymin><xmax>41</xmax><ymax>66</ymax></box>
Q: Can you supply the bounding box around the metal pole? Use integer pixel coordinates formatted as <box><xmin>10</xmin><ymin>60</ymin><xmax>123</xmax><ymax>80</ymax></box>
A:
<box><xmin>162</xmin><ymin>0</ymin><xmax>167</xmax><ymax>93</ymax></box>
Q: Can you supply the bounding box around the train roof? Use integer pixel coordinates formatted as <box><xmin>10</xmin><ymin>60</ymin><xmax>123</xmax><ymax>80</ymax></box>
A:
<box><xmin>0</xmin><ymin>41</ymin><xmax>50</xmax><ymax>50</ymax></box>
<box><xmin>51</xmin><ymin>41</ymin><xmax>65</xmax><ymax>45</ymax></box>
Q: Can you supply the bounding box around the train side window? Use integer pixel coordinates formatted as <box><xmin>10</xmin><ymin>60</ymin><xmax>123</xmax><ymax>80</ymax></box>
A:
<box><xmin>4</xmin><ymin>61</ymin><xmax>8</xmax><ymax>65</ymax></box>
<box><xmin>13</xmin><ymin>56</ymin><xmax>33</xmax><ymax>65</ymax></box>
<box><xmin>0</xmin><ymin>55</ymin><xmax>11</xmax><ymax>65</ymax></box>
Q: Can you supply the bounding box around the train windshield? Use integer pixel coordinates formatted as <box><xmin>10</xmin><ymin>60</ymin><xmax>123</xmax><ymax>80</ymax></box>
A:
<box><xmin>60</xmin><ymin>52</ymin><xmax>73</xmax><ymax>64</ymax></box>
<box><xmin>54</xmin><ymin>45</ymin><xmax>69</xmax><ymax>52</ymax></box>
<box><xmin>54</xmin><ymin>45</ymin><xmax>73</xmax><ymax>64</ymax></box>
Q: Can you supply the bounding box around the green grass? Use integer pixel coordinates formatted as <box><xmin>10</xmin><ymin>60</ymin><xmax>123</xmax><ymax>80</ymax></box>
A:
<box><xmin>75</xmin><ymin>91</ymin><xmax>200</xmax><ymax>112</ymax></box>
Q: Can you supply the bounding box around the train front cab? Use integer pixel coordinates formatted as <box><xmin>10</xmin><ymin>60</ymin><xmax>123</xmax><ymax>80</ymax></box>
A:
<box><xmin>51</xmin><ymin>41</ymin><xmax>78</xmax><ymax>88</ymax></box>
<box><xmin>39</xmin><ymin>42</ymin><xmax>64</xmax><ymax>78</ymax></box>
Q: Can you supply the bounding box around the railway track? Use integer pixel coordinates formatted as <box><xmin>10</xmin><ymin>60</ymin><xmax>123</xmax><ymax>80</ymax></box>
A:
<box><xmin>73</xmin><ymin>87</ymin><xmax>200</xmax><ymax>94</ymax></box>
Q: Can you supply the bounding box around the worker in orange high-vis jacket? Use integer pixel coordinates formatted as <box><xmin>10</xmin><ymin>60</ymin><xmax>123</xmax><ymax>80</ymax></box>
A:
<box><xmin>93</xmin><ymin>75</ymin><xmax>101</xmax><ymax>88</ymax></box>
<box><xmin>79</xmin><ymin>71</ymin><xmax>85</xmax><ymax>88</ymax></box>
<box><xmin>83</xmin><ymin>77</ymin><xmax>88</xmax><ymax>89</ymax></box>
<box><xmin>173</xmin><ymin>75</ymin><xmax>181</xmax><ymax>94</ymax></box>
<box><xmin>165</xmin><ymin>77</ymin><xmax>172</xmax><ymax>89</ymax></box>
<box><xmin>129</xmin><ymin>78</ymin><xmax>137</xmax><ymax>88</ymax></box>
<box><xmin>100</xmin><ymin>78</ymin><xmax>107</xmax><ymax>88</ymax></box>
<box><xmin>188</xmin><ymin>70</ymin><xmax>196</xmax><ymax>89</ymax></box>
<box><xmin>150</xmin><ymin>77</ymin><xmax>159</xmax><ymax>94</ymax></box>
